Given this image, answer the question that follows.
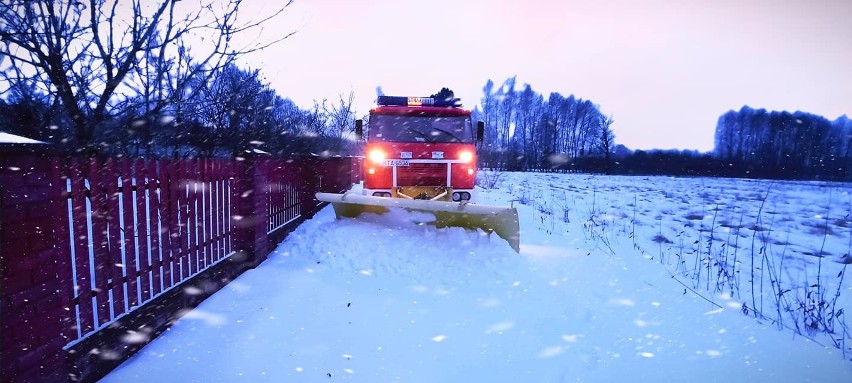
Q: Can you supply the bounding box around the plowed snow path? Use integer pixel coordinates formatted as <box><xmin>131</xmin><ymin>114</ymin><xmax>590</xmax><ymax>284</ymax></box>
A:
<box><xmin>105</xmin><ymin>184</ymin><xmax>851</xmax><ymax>382</ymax></box>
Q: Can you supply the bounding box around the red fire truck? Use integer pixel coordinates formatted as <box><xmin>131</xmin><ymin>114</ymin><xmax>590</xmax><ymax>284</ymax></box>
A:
<box><xmin>316</xmin><ymin>96</ymin><xmax>519</xmax><ymax>252</ymax></box>
<box><xmin>359</xmin><ymin>95</ymin><xmax>481</xmax><ymax>201</ymax></box>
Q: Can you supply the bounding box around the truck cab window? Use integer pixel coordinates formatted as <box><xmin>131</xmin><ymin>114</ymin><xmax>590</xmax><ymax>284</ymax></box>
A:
<box><xmin>369</xmin><ymin>115</ymin><xmax>473</xmax><ymax>143</ymax></box>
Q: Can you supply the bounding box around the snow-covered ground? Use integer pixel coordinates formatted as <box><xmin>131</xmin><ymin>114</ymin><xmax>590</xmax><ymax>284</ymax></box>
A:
<box><xmin>104</xmin><ymin>172</ymin><xmax>852</xmax><ymax>382</ymax></box>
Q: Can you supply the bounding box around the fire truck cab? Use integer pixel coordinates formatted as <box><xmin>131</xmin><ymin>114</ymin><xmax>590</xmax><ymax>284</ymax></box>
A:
<box><xmin>316</xmin><ymin>95</ymin><xmax>519</xmax><ymax>252</ymax></box>
<box><xmin>356</xmin><ymin>96</ymin><xmax>484</xmax><ymax>202</ymax></box>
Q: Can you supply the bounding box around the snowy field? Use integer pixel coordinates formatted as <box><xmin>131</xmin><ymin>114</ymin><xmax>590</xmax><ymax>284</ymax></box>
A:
<box><xmin>104</xmin><ymin>172</ymin><xmax>852</xmax><ymax>382</ymax></box>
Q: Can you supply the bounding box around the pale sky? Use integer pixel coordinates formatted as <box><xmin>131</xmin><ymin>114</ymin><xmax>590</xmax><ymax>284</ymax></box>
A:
<box><xmin>241</xmin><ymin>0</ymin><xmax>852</xmax><ymax>152</ymax></box>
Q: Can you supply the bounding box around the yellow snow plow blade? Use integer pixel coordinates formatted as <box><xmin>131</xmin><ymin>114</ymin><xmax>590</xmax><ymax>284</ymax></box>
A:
<box><xmin>316</xmin><ymin>192</ymin><xmax>520</xmax><ymax>252</ymax></box>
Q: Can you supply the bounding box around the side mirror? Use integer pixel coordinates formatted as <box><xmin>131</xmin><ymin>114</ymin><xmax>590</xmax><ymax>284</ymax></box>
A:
<box><xmin>355</xmin><ymin>119</ymin><xmax>363</xmax><ymax>141</ymax></box>
<box><xmin>476</xmin><ymin>121</ymin><xmax>485</xmax><ymax>143</ymax></box>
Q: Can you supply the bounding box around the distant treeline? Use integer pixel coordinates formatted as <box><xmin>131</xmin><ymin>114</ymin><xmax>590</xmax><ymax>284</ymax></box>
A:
<box><xmin>472</xmin><ymin>77</ymin><xmax>852</xmax><ymax>181</ymax></box>
<box><xmin>593</xmin><ymin>105</ymin><xmax>852</xmax><ymax>181</ymax></box>
<box><xmin>473</xmin><ymin>77</ymin><xmax>615</xmax><ymax>172</ymax></box>
<box><xmin>714</xmin><ymin>106</ymin><xmax>852</xmax><ymax>180</ymax></box>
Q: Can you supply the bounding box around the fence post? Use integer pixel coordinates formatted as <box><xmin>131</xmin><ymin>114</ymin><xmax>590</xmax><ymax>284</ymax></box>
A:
<box><xmin>350</xmin><ymin>157</ymin><xmax>363</xmax><ymax>186</ymax></box>
<box><xmin>231</xmin><ymin>154</ymin><xmax>268</xmax><ymax>267</ymax></box>
<box><xmin>251</xmin><ymin>157</ymin><xmax>270</xmax><ymax>264</ymax></box>
<box><xmin>298</xmin><ymin>156</ymin><xmax>320</xmax><ymax>218</ymax></box>
<box><xmin>324</xmin><ymin>157</ymin><xmax>357</xmax><ymax>193</ymax></box>
<box><xmin>1</xmin><ymin>144</ymin><xmax>73</xmax><ymax>382</ymax></box>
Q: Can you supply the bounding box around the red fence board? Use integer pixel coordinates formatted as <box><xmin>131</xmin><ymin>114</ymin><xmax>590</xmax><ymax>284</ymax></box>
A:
<box><xmin>68</xmin><ymin>158</ymin><xmax>95</xmax><ymax>334</ymax></box>
<box><xmin>175</xmin><ymin>159</ymin><xmax>187</xmax><ymax>281</ymax></box>
<box><xmin>87</xmin><ymin>157</ymin><xmax>112</xmax><ymax>326</ymax></box>
<box><xmin>160</xmin><ymin>159</ymin><xmax>175</xmax><ymax>290</ymax></box>
<box><xmin>147</xmin><ymin>160</ymin><xmax>163</xmax><ymax>296</ymax></box>
<box><xmin>135</xmin><ymin>160</ymin><xmax>151</xmax><ymax>302</ymax></box>
<box><xmin>87</xmin><ymin>158</ymin><xmax>105</xmax><ymax>326</ymax></box>
<box><xmin>228</xmin><ymin>160</ymin><xmax>236</xmax><ymax>255</ymax></box>
<box><xmin>212</xmin><ymin>160</ymin><xmax>222</xmax><ymax>263</ymax></box>
<box><xmin>187</xmin><ymin>159</ymin><xmax>198</xmax><ymax>276</ymax></box>
<box><xmin>120</xmin><ymin>158</ymin><xmax>139</xmax><ymax>309</ymax></box>
<box><xmin>105</xmin><ymin>158</ymin><xmax>126</xmax><ymax>319</ymax></box>
<box><xmin>202</xmin><ymin>160</ymin><xmax>209</xmax><ymax>267</ymax></box>
<box><xmin>51</xmin><ymin>157</ymin><xmax>76</xmax><ymax>343</ymax></box>
<box><xmin>211</xmin><ymin>161</ymin><xmax>221</xmax><ymax>259</ymax></box>
<box><xmin>173</xmin><ymin>158</ymin><xmax>185</xmax><ymax>283</ymax></box>
<box><xmin>211</xmin><ymin>161</ymin><xmax>218</xmax><ymax>261</ymax></box>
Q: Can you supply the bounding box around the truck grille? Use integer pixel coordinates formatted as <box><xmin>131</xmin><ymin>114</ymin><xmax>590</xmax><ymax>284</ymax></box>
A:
<box><xmin>398</xmin><ymin>163</ymin><xmax>446</xmax><ymax>186</ymax></box>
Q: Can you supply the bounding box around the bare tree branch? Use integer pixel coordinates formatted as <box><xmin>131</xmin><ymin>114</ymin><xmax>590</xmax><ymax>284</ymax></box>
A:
<box><xmin>0</xmin><ymin>0</ymin><xmax>295</xmax><ymax>153</ymax></box>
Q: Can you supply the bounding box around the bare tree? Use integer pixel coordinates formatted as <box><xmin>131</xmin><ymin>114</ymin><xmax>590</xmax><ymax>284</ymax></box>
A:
<box><xmin>192</xmin><ymin>64</ymin><xmax>273</xmax><ymax>155</ymax></box>
<box><xmin>475</xmin><ymin>80</ymin><xmax>504</xmax><ymax>169</ymax></box>
<box><xmin>323</xmin><ymin>91</ymin><xmax>357</xmax><ymax>153</ymax></box>
<box><xmin>0</xmin><ymin>0</ymin><xmax>294</xmax><ymax>153</ymax></box>
<box><xmin>476</xmin><ymin>77</ymin><xmax>614</xmax><ymax>172</ymax></box>
<box><xmin>303</xmin><ymin>100</ymin><xmax>330</xmax><ymax>137</ymax></box>
<box><xmin>496</xmin><ymin>76</ymin><xmax>516</xmax><ymax>168</ymax></box>
<box><xmin>598</xmin><ymin>114</ymin><xmax>615</xmax><ymax>174</ymax></box>
<box><xmin>510</xmin><ymin>84</ymin><xmax>545</xmax><ymax>170</ymax></box>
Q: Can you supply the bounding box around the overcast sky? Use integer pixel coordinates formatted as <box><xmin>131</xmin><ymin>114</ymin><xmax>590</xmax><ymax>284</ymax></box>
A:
<box><xmin>242</xmin><ymin>0</ymin><xmax>852</xmax><ymax>152</ymax></box>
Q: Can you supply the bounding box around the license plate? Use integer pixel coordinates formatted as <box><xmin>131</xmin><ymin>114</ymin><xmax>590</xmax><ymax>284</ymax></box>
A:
<box><xmin>382</xmin><ymin>160</ymin><xmax>410</xmax><ymax>167</ymax></box>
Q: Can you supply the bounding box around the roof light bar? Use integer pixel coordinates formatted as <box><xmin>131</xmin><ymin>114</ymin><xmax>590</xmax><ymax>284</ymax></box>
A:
<box><xmin>377</xmin><ymin>95</ymin><xmax>462</xmax><ymax>108</ymax></box>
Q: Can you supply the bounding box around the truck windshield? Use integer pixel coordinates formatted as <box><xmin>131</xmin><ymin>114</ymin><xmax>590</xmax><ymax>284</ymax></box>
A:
<box><xmin>368</xmin><ymin>115</ymin><xmax>473</xmax><ymax>143</ymax></box>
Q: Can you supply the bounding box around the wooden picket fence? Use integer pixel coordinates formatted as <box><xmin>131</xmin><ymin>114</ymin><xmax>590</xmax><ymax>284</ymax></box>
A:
<box><xmin>61</xmin><ymin>158</ymin><xmax>239</xmax><ymax>339</ymax></box>
<box><xmin>0</xmin><ymin>149</ymin><xmax>360</xmax><ymax>382</ymax></box>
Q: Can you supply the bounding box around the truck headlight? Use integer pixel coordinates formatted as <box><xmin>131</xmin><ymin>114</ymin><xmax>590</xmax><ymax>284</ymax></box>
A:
<box><xmin>459</xmin><ymin>151</ymin><xmax>473</xmax><ymax>163</ymax></box>
<box><xmin>368</xmin><ymin>149</ymin><xmax>386</xmax><ymax>163</ymax></box>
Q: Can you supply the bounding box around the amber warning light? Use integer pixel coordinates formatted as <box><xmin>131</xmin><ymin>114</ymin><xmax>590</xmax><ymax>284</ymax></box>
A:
<box><xmin>377</xmin><ymin>96</ymin><xmax>462</xmax><ymax>108</ymax></box>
